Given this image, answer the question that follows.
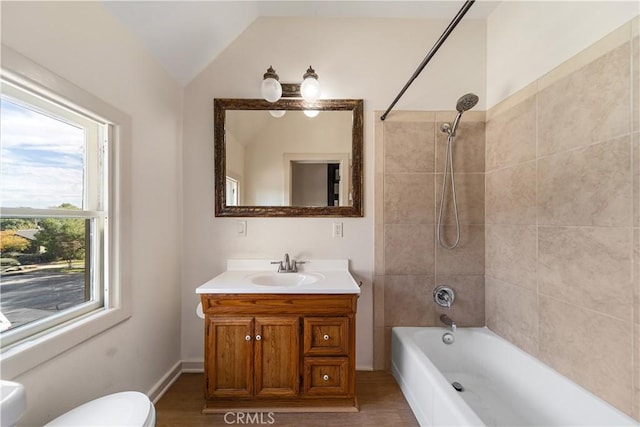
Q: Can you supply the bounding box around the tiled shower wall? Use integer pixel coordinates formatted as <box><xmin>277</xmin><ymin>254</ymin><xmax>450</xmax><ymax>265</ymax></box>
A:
<box><xmin>374</xmin><ymin>18</ymin><xmax>639</xmax><ymax>420</ymax></box>
<box><xmin>485</xmin><ymin>20</ymin><xmax>639</xmax><ymax>419</ymax></box>
<box><xmin>373</xmin><ymin>111</ymin><xmax>486</xmax><ymax>369</ymax></box>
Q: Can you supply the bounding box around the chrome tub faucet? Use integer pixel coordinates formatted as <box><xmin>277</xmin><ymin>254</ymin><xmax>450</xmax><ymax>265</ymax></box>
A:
<box><xmin>440</xmin><ymin>314</ymin><xmax>457</xmax><ymax>332</ymax></box>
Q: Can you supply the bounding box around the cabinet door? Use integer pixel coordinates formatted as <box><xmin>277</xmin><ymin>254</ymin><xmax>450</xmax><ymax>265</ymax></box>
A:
<box><xmin>254</xmin><ymin>316</ymin><xmax>300</xmax><ymax>397</ymax></box>
<box><xmin>206</xmin><ymin>317</ymin><xmax>254</xmax><ymax>398</ymax></box>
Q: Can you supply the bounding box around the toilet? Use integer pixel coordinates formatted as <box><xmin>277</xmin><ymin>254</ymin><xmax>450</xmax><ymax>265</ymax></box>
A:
<box><xmin>44</xmin><ymin>391</ymin><xmax>156</xmax><ymax>427</ymax></box>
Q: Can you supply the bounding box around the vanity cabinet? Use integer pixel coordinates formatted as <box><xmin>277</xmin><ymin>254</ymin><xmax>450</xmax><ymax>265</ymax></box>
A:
<box><xmin>206</xmin><ymin>316</ymin><xmax>299</xmax><ymax>398</ymax></box>
<box><xmin>200</xmin><ymin>293</ymin><xmax>358</xmax><ymax>413</ymax></box>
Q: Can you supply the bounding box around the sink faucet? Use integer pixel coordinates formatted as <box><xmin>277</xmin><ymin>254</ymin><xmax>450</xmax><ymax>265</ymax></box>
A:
<box><xmin>440</xmin><ymin>314</ymin><xmax>456</xmax><ymax>332</ymax></box>
<box><xmin>271</xmin><ymin>253</ymin><xmax>303</xmax><ymax>273</ymax></box>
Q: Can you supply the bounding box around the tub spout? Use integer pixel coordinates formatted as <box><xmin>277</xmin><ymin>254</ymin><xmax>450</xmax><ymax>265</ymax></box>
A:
<box><xmin>440</xmin><ymin>314</ymin><xmax>456</xmax><ymax>332</ymax></box>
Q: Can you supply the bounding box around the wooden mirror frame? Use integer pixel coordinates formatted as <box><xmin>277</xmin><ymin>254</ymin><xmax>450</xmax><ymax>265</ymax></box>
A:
<box><xmin>214</xmin><ymin>98</ymin><xmax>364</xmax><ymax>217</ymax></box>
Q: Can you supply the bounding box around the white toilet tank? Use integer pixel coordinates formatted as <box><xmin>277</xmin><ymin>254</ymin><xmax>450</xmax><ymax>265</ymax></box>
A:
<box><xmin>44</xmin><ymin>391</ymin><xmax>156</xmax><ymax>427</ymax></box>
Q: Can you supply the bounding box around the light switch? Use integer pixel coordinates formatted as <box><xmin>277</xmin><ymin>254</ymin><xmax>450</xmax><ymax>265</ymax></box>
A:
<box><xmin>332</xmin><ymin>222</ymin><xmax>343</xmax><ymax>238</ymax></box>
<box><xmin>237</xmin><ymin>220</ymin><xmax>247</xmax><ymax>237</ymax></box>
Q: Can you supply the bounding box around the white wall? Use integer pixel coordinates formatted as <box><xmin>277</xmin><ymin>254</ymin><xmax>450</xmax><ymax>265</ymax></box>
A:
<box><xmin>487</xmin><ymin>0</ymin><xmax>640</xmax><ymax>108</ymax></box>
<box><xmin>1</xmin><ymin>3</ymin><xmax>183</xmax><ymax>425</ymax></box>
<box><xmin>181</xmin><ymin>16</ymin><xmax>486</xmax><ymax>370</ymax></box>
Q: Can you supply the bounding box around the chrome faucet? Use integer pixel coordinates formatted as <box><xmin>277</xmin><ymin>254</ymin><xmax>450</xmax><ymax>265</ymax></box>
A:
<box><xmin>440</xmin><ymin>314</ymin><xmax>457</xmax><ymax>332</ymax></box>
<box><xmin>271</xmin><ymin>253</ymin><xmax>303</xmax><ymax>273</ymax></box>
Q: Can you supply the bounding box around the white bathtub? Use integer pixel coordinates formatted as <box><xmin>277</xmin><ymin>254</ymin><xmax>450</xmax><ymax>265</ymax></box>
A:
<box><xmin>391</xmin><ymin>327</ymin><xmax>638</xmax><ymax>427</ymax></box>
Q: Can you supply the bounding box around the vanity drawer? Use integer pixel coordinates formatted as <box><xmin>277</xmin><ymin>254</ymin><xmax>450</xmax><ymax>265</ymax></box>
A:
<box><xmin>303</xmin><ymin>357</ymin><xmax>349</xmax><ymax>396</ymax></box>
<box><xmin>303</xmin><ymin>317</ymin><xmax>349</xmax><ymax>355</ymax></box>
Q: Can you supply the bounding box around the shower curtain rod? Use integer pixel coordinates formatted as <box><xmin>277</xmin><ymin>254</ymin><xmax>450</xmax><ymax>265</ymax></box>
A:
<box><xmin>380</xmin><ymin>0</ymin><xmax>475</xmax><ymax>121</ymax></box>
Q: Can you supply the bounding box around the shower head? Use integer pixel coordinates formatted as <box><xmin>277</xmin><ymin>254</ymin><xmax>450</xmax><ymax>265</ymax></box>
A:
<box><xmin>456</xmin><ymin>93</ymin><xmax>479</xmax><ymax>113</ymax></box>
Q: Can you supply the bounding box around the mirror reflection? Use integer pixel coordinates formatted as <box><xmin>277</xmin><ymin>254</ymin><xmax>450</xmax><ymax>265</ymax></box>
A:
<box><xmin>225</xmin><ymin>110</ymin><xmax>352</xmax><ymax>207</ymax></box>
<box><xmin>214</xmin><ymin>98</ymin><xmax>363</xmax><ymax>217</ymax></box>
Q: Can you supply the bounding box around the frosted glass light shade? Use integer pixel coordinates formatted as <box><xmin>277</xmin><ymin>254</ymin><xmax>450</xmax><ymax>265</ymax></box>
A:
<box><xmin>304</xmin><ymin>110</ymin><xmax>319</xmax><ymax>118</ymax></box>
<box><xmin>269</xmin><ymin>110</ymin><xmax>286</xmax><ymax>118</ymax></box>
<box><xmin>261</xmin><ymin>78</ymin><xmax>282</xmax><ymax>103</ymax></box>
<box><xmin>300</xmin><ymin>77</ymin><xmax>320</xmax><ymax>103</ymax></box>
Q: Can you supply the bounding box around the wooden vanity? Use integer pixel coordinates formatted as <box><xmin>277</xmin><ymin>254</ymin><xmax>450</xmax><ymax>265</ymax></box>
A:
<box><xmin>200</xmin><ymin>293</ymin><xmax>358</xmax><ymax>413</ymax></box>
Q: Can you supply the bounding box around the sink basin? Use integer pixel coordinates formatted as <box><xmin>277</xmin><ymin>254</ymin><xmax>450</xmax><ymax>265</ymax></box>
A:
<box><xmin>248</xmin><ymin>272</ymin><xmax>324</xmax><ymax>287</ymax></box>
<box><xmin>1</xmin><ymin>380</ymin><xmax>25</xmax><ymax>427</ymax></box>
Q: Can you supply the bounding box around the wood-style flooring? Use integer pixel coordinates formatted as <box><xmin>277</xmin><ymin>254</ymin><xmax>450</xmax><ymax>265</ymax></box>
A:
<box><xmin>155</xmin><ymin>371</ymin><xmax>419</xmax><ymax>427</ymax></box>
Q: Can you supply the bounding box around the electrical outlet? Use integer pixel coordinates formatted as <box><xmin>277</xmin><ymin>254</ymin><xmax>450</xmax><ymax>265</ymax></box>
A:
<box><xmin>332</xmin><ymin>222</ymin><xmax>343</xmax><ymax>238</ymax></box>
<box><xmin>237</xmin><ymin>220</ymin><xmax>247</xmax><ymax>237</ymax></box>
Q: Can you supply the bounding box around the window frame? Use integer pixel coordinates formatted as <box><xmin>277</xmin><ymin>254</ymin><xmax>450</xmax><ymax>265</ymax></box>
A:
<box><xmin>0</xmin><ymin>45</ymin><xmax>132</xmax><ymax>378</ymax></box>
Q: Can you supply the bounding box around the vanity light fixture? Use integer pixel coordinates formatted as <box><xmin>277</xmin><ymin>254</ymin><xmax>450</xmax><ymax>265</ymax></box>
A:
<box><xmin>269</xmin><ymin>110</ymin><xmax>286</xmax><ymax>118</ymax></box>
<box><xmin>261</xmin><ymin>66</ymin><xmax>282</xmax><ymax>103</ymax></box>
<box><xmin>303</xmin><ymin>110</ymin><xmax>320</xmax><ymax>118</ymax></box>
<box><xmin>261</xmin><ymin>65</ymin><xmax>321</xmax><ymax>104</ymax></box>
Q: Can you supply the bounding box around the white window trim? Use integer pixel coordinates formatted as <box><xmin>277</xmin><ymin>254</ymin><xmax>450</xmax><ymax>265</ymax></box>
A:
<box><xmin>0</xmin><ymin>45</ymin><xmax>132</xmax><ymax>378</ymax></box>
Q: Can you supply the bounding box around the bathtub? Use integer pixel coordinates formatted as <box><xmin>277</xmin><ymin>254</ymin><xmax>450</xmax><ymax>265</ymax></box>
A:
<box><xmin>391</xmin><ymin>327</ymin><xmax>637</xmax><ymax>427</ymax></box>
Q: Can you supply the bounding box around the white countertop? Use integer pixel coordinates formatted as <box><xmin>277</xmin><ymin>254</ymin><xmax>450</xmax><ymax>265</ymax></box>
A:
<box><xmin>195</xmin><ymin>259</ymin><xmax>361</xmax><ymax>295</ymax></box>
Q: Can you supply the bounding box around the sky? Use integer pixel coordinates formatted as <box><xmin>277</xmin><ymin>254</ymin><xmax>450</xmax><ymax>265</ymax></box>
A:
<box><xmin>0</xmin><ymin>99</ymin><xmax>85</xmax><ymax>209</ymax></box>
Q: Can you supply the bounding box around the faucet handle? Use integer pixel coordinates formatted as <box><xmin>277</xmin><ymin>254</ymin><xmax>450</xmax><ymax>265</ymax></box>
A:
<box><xmin>270</xmin><ymin>261</ymin><xmax>283</xmax><ymax>272</ymax></box>
<box><xmin>291</xmin><ymin>260</ymin><xmax>306</xmax><ymax>272</ymax></box>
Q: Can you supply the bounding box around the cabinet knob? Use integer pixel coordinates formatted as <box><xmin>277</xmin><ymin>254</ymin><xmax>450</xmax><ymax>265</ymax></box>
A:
<box><xmin>255</xmin><ymin>334</ymin><xmax>262</xmax><ymax>341</ymax></box>
<box><xmin>245</xmin><ymin>335</ymin><xmax>251</xmax><ymax>341</ymax></box>
<box><xmin>323</xmin><ymin>374</ymin><xmax>329</xmax><ymax>381</ymax></box>
<box><xmin>323</xmin><ymin>334</ymin><xmax>330</xmax><ymax>341</ymax></box>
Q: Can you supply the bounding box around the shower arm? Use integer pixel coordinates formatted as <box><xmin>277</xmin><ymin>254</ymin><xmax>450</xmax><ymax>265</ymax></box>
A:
<box><xmin>379</xmin><ymin>0</ymin><xmax>475</xmax><ymax>121</ymax></box>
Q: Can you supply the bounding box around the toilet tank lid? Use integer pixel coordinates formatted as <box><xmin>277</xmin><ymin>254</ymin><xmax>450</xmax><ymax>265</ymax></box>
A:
<box><xmin>45</xmin><ymin>391</ymin><xmax>152</xmax><ymax>426</ymax></box>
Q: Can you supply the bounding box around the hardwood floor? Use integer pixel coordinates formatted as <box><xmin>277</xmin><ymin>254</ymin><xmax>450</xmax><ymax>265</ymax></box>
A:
<box><xmin>155</xmin><ymin>371</ymin><xmax>419</xmax><ymax>427</ymax></box>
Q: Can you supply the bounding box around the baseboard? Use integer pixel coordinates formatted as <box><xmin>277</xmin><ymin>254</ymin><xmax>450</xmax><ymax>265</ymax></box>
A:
<box><xmin>181</xmin><ymin>359</ymin><xmax>204</xmax><ymax>373</ymax></box>
<box><xmin>148</xmin><ymin>360</ymin><xmax>182</xmax><ymax>404</ymax></box>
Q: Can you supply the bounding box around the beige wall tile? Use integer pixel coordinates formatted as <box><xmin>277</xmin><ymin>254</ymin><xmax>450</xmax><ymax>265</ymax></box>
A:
<box><xmin>384</xmin><ymin>224</ymin><xmax>434</xmax><ymax>275</ymax></box>
<box><xmin>537</xmin><ymin>136</ymin><xmax>632</xmax><ymax>227</ymax></box>
<box><xmin>635</xmin><ymin>322</ymin><xmax>640</xmax><ymax>421</ymax></box>
<box><xmin>384</xmin><ymin>121</ymin><xmax>435</xmax><ymax>173</ymax></box>
<box><xmin>384</xmin><ymin>326</ymin><xmax>393</xmax><ymax>371</ymax></box>
<box><xmin>433</xmin><ymin>275</ymin><xmax>485</xmax><ymax>327</ymax></box>
<box><xmin>485</xmin><ymin>161</ymin><xmax>536</xmax><ymax>225</ymax></box>
<box><xmin>374</xmin><ymin>188</ymin><xmax>385</xmax><ymax>276</ymax></box>
<box><xmin>539</xmin><ymin>296</ymin><xmax>633</xmax><ymax>416</ymax></box>
<box><xmin>384</xmin><ymin>275</ymin><xmax>435</xmax><ymax>326</ymax></box>
<box><xmin>485</xmin><ymin>277</ymin><xmax>538</xmax><ymax>356</ymax></box>
<box><xmin>633</xmin><ymin>35</ymin><xmax>639</xmax><ymax>133</ymax></box>
<box><xmin>538</xmin><ymin>43</ymin><xmax>631</xmax><ymax>156</ymax></box>
<box><xmin>486</xmin><ymin>96</ymin><xmax>537</xmax><ymax>171</ymax></box>
<box><xmin>485</xmin><ymin>224</ymin><xmax>537</xmax><ymax>291</ymax></box>
<box><xmin>634</xmin><ymin>133</ymin><xmax>639</xmax><ymax>228</ymax></box>
<box><xmin>435</xmin><ymin>173</ymin><xmax>485</xmax><ymax>225</ymax></box>
<box><xmin>635</xmin><ymin>229</ymin><xmax>640</xmax><ymax>325</ymax></box>
<box><xmin>435</xmin><ymin>225</ymin><xmax>485</xmax><ymax>275</ymax></box>
<box><xmin>435</xmin><ymin>121</ymin><xmax>486</xmax><ymax>173</ymax></box>
<box><xmin>538</xmin><ymin>226</ymin><xmax>633</xmax><ymax>321</ymax></box>
<box><xmin>384</xmin><ymin>173</ymin><xmax>434</xmax><ymax>224</ymax></box>
<box><xmin>373</xmin><ymin>275</ymin><xmax>385</xmax><ymax>330</ymax></box>
<box><xmin>373</xmin><ymin>326</ymin><xmax>386</xmax><ymax>370</ymax></box>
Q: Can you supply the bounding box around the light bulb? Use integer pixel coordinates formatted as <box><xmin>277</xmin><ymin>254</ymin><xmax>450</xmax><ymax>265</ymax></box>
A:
<box><xmin>261</xmin><ymin>66</ymin><xmax>282</xmax><ymax>103</ymax></box>
<box><xmin>269</xmin><ymin>110</ymin><xmax>286</xmax><ymax>118</ymax></box>
<box><xmin>300</xmin><ymin>66</ymin><xmax>320</xmax><ymax>103</ymax></box>
<box><xmin>304</xmin><ymin>110</ymin><xmax>319</xmax><ymax>118</ymax></box>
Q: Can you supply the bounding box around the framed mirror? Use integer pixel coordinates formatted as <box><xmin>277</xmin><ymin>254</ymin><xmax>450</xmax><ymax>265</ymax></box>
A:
<box><xmin>214</xmin><ymin>98</ymin><xmax>363</xmax><ymax>217</ymax></box>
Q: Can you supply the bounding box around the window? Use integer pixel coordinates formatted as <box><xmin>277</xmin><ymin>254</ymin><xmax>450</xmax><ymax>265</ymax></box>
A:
<box><xmin>0</xmin><ymin>47</ymin><xmax>131</xmax><ymax>378</ymax></box>
<box><xmin>0</xmin><ymin>79</ymin><xmax>109</xmax><ymax>348</ymax></box>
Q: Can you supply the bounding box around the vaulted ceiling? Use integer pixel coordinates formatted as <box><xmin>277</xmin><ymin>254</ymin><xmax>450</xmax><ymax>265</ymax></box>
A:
<box><xmin>102</xmin><ymin>1</ymin><xmax>501</xmax><ymax>85</ymax></box>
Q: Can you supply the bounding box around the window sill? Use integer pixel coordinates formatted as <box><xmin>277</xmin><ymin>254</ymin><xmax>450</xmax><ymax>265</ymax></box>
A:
<box><xmin>1</xmin><ymin>306</ymin><xmax>131</xmax><ymax>378</ymax></box>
